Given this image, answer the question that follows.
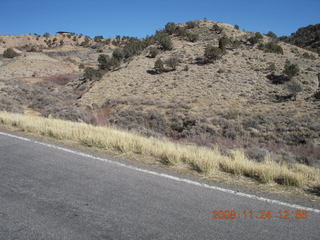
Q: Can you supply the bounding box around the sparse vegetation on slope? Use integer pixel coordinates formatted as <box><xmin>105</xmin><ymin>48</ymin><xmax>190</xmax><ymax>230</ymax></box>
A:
<box><xmin>0</xmin><ymin>20</ymin><xmax>319</xmax><ymax>182</ymax></box>
<box><xmin>0</xmin><ymin>111</ymin><xmax>319</xmax><ymax>193</ymax></box>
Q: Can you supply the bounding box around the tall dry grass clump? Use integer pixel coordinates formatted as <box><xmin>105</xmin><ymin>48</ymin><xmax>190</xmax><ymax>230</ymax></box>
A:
<box><xmin>0</xmin><ymin>111</ymin><xmax>319</xmax><ymax>189</ymax></box>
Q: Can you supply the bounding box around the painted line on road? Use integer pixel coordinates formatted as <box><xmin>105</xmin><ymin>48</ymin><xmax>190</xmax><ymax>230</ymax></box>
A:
<box><xmin>1</xmin><ymin>131</ymin><xmax>320</xmax><ymax>214</ymax></box>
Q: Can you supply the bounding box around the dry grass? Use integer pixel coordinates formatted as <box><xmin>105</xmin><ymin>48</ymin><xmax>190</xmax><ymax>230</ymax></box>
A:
<box><xmin>1</xmin><ymin>111</ymin><xmax>319</xmax><ymax>191</ymax></box>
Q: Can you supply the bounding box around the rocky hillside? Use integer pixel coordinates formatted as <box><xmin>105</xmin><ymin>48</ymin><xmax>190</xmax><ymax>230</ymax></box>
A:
<box><xmin>0</xmin><ymin>20</ymin><xmax>319</xmax><ymax>167</ymax></box>
<box><xmin>281</xmin><ymin>24</ymin><xmax>320</xmax><ymax>54</ymax></box>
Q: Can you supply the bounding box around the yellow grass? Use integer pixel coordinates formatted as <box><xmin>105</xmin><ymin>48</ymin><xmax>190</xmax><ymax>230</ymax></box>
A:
<box><xmin>0</xmin><ymin>111</ymin><xmax>319</xmax><ymax>190</ymax></box>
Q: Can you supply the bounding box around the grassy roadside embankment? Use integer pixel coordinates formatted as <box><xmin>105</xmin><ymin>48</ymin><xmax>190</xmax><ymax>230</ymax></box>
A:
<box><xmin>0</xmin><ymin>111</ymin><xmax>319</xmax><ymax>197</ymax></box>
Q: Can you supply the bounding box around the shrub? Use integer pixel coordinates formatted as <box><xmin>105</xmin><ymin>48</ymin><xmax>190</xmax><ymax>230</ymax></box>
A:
<box><xmin>219</xmin><ymin>36</ymin><xmax>231</xmax><ymax>50</ymax></box>
<box><xmin>112</xmin><ymin>39</ymin><xmax>120</xmax><ymax>46</ymax></box>
<box><xmin>43</xmin><ymin>32</ymin><xmax>50</xmax><ymax>38</ymax></box>
<box><xmin>234</xmin><ymin>25</ymin><xmax>240</xmax><ymax>30</ymax></box>
<box><xmin>94</xmin><ymin>36</ymin><xmax>104</xmax><ymax>42</ymax></box>
<box><xmin>79</xmin><ymin>63</ymin><xmax>85</xmax><ymax>69</ymax></box>
<box><xmin>283</xmin><ymin>61</ymin><xmax>299</xmax><ymax>79</ymax></box>
<box><xmin>186</xmin><ymin>32</ymin><xmax>199</xmax><ymax>42</ymax></box>
<box><xmin>231</xmin><ymin>39</ymin><xmax>242</xmax><ymax>49</ymax></box>
<box><xmin>112</xmin><ymin>48</ymin><xmax>123</xmax><ymax>61</ymax></box>
<box><xmin>3</xmin><ymin>48</ymin><xmax>19</xmax><ymax>58</ymax></box>
<box><xmin>98</xmin><ymin>54</ymin><xmax>120</xmax><ymax>71</ymax></box>
<box><xmin>98</xmin><ymin>54</ymin><xmax>110</xmax><ymax>70</ymax></box>
<box><xmin>204</xmin><ymin>45</ymin><xmax>224</xmax><ymax>63</ymax></box>
<box><xmin>259</xmin><ymin>42</ymin><xmax>284</xmax><ymax>54</ymax></box>
<box><xmin>83</xmin><ymin>67</ymin><xmax>102</xmax><ymax>81</ymax></box>
<box><xmin>266</xmin><ymin>31</ymin><xmax>277</xmax><ymax>39</ymax></box>
<box><xmin>45</xmin><ymin>39</ymin><xmax>52</xmax><ymax>47</ymax></box>
<box><xmin>165</xmin><ymin>22</ymin><xmax>177</xmax><ymax>35</ymax></box>
<box><xmin>80</xmin><ymin>37</ymin><xmax>90</xmax><ymax>47</ymax></box>
<box><xmin>154</xmin><ymin>58</ymin><xmax>165</xmax><ymax>73</ymax></box>
<box><xmin>287</xmin><ymin>80</ymin><xmax>303</xmax><ymax>100</ymax></box>
<box><xmin>165</xmin><ymin>57</ymin><xmax>179</xmax><ymax>70</ymax></box>
<box><xmin>268</xmin><ymin>62</ymin><xmax>276</xmax><ymax>72</ymax></box>
<box><xmin>186</xmin><ymin>21</ymin><xmax>198</xmax><ymax>29</ymax></box>
<box><xmin>122</xmin><ymin>37</ymin><xmax>146</xmax><ymax>59</ymax></box>
<box><xmin>158</xmin><ymin>35</ymin><xmax>173</xmax><ymax>50</ymax></box>
<box><xmin>175</xmin><ymin>26</ymin><xmax>187</xmax><ymax>37</ymax></box>
<box><xmin>211</xmin><ymin>24</ymin><xmax>223</xmax><ymax>34</ymax></box>
<box><xmin>302</xmin><ymin>52</ymin><xmax>316</xmax><ymax>60</ymax></box>
<box><xmin>149</xmin><ymin>48</ymin><xmax>159</xmax><ymax>58</ymax></box>
<box><xmin>109</xmin><ymin>57</ymin><xmax>121</xmax><ymax>70</ymax></box>
<box><xmin>60</xmin><ymin>40</ymin><xmax>64</xmax><ymax>46</ymax></box>
<box><xmin>248</xmin><ymin>32</ymin><xmax>263</xmax><ymax>45</ymax></box>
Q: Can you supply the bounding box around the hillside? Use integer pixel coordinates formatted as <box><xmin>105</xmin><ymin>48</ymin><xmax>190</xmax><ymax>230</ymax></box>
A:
<box><xmin>281</xmin><ymin>24</ymin><xmax>320</xmax><ymax>54</ymax></box>
<box><xmin>0</xmin><ymin>20</ymin><xmax>320</xmax><ymax>168</ymax></box>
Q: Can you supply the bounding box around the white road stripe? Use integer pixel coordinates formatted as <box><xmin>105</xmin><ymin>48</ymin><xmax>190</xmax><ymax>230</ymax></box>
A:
<box><xmin>1</xmin><ymin>131</ymin><xmax>319</xmax><ymax>214</ymax></box>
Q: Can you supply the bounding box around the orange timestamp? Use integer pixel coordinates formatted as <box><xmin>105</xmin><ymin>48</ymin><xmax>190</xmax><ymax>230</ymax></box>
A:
<box><xmin>210</xmin><ymin>209</ymin><xmax>308</xmax><ymax>220</ymax></box>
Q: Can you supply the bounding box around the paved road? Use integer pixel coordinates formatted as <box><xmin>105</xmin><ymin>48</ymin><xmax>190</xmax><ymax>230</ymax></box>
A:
<box><xmin>0</xmin><ymin>131</ymin><xmax>319</xmax><ymax>240</ymax></box>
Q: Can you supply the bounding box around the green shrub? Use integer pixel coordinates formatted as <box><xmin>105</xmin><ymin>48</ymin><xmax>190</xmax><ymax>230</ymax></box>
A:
<box><xmin>165</xmin><ymin>57</ymin><xmax>179</xmax><ymax>70</ymax></box>
<box><xmin>219</xmin><ymin>36</ymin><xmax>231</xmax><ymax>50</ymax></box>
<box><xmin>149</xmin><ymin>48</ymin><xmax>159</xmax><ymax>58</ymax></box>
<box><xmin>234</xmin><ymin>25</ymin><xmax>240</xmax><ymax>30</ymax></box>
<box><xmin>98</xmin><ymin>54</ymin><xmax>120</xmax><ymax>71</ymax></box>
<box><xmin>175</xmin><ymin>27</ymin><xmax>188</xmax><ymax>37</ymax></box>
<box><xmin>94</xmin><ymin>36</ymin><xmax>104</xmax><ymax>42</ymax></box>
<box><xmin>186</xmin><ymin>21</ymin><xmax>198</xmax><ymax>29</ymax></box>
<box><xmin>268</xmin><ymin>62</ymin><xmax>276</xmax><ymax>72</ymax></box>
<box><xmin>98</xmin><ymin>54</ymin><xmax>110</xmax><ymax>70</ymax></box>
<box><xmin>248</xmin><ymin>32</ymin><xmax>263</xmax><ymax>45</ymax></box>
<box><xmin>259</xmin><ymin>42</ymin><xmax>284</xmax><ymax>54</ymax></box>
<box><xmin>165</xmin><ymin>22</ymin><xmax>177</xmax><ymax>35</ymax></box>
<box><xmin>283</xmin><ymin>61</ymin><xmax>299</xmax><ymax>79</ymax></box>
<box><xmin>109</xmin><ymin>57</ymin><xmax>121</xmax><ymax>70</ymax></box>
<box><xmin>83</xmin><ymin>67</ymin><xmax>102</xmax><ymax>81</ymax></box>
<box><xmin>204</xmin><ymin>45</ymin><xmax>224</xmax><ymax>63</ymax></box>
<box><xmin>112</xmin><ymin>48</ymin><xmax>123</xmax><ymax>61</ymax></box>
<box><xmin>122</xmin><ymin>37</ymin><xmax>146</xmax><ymax>59</ymax></box>
<box><xmin>211</xmin><ymin>24</ymin><xmax>223</xmax><ymax>34</ymax></box>
<box><xmin>79</xmin><ymin>63</ymin><xmax>85</xmax><ymax>69</ymax></box>
<box><xmin>231</xmin><ymin>39</ymin><xmax>242</xmax><ymax>49</ymax></box>
<box><xmin>158</xmin><ymin>36</ymin><xmax>173</xmax><ymax>51</ymax></box>
<box><xmin>60</xmin><ymin>40</ymin><xmax>64</xmax><ymax>46</ymax></box>
<box><xmin>302</xmin><ymin>52</ymin><xmax>316</xmax><ymax>60</ymax></box>
<box><xmin>186</xmin><ymin>32</ymin><xmax>199</xmax><ymax>42</ymax></box>
<box><xmin>45</xmin><ymin>39</ymin><xmax>52</xmax><ymax>47</ymax></box>
<box><xmin>3</xmin><ymin>48</ymin><xmax>19</xmax><ymax>58</ymax></box>
<box><xmin>43</xmin><ymin>32</ymin><xmax>50</xmax><ymax>38</ymax></box>
<box><xmin>266</xmin><ymin>31</ymin><xmax>277</xmax><ymax>39</ymax></box>
<box><xmin>154</xmin><ymin>58</ymin><xmax>165</xmax><ymax>73</ymax></box>
<box><xmin>80</xmin><ymin>37</ymin><xmax>90</xmax><ymax>47</ymax></box>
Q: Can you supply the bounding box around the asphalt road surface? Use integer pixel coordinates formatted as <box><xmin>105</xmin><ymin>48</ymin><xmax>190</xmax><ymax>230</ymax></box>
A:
<box><xmin>0</xmin><ymin>131</ymin><xmax>319</xmax><ymax>240</ymax></box>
